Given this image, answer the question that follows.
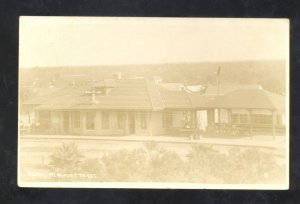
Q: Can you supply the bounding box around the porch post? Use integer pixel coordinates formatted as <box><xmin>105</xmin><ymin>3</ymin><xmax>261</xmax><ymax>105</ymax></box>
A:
<box><xmin>192</xmin><ymin>110</ymin><xmax>197</xmax><ymax>129</ymax></box>
<box><xmin>272</xmin><ymin>110</ymin><xmax>276</xmax><ymax>140</ymax></box>
<box><xmin>69</xmin><ymin>111</ymin><xmax>73</xmax><ymax>134</ymax></box>
<box><xmin>124</xmin><ymin>111</ymin><xmax>127</xmax><ymax>135</ymax></box>
<box><xmin>218</xmin><ymin>108</ymin><xmax>221</xmax><ymax>137</ymax></box>
<box><xmin>195</xmin><ymin>110</ymin><xmax>198</xmax><ymax>129</ymax></box>
<box><xmin>33</xmin><ymin>109</ymin><xmax>40</xmax><ymax>134</ymax></box>
<box><xmin>80</xmin><ymin>111</ymin><xmax>83</xmax><ymax>135</ymax></box>
<box><xmin>228</xmin><ymin>109</ymin><xmax>231</xmax><ymax>124</ymax></box>
<box><xmin>69</xmin><ymin>111</ymin><xmax>72</xmax><ymax>134</ymax></box>
<box><xmin>193</xmin><ymin>110</ymin><xmax>197</xmax><ymax>138</ymax></box>
<box><xmin>249</xmin><ymin>109</ymin><xmax>253</xmax><ymax>140</ymax></box>
<box><xmin>228</xmin><ymin>109</ymin><xmax>231</xmax><ymax>136</ymax></box>
<box><xmin>149</xmin><ymin>111</ymin><xmax>152</xmax><ymax>136</ymax></box>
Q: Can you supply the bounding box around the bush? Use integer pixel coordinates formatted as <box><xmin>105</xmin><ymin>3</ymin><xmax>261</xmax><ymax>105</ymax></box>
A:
<box><xmin>99</xmin><ymin>142</ymin><xmax>185</xmax><ymax>182</ymax></box>
<box><xmin>100</xmin><ymin>148</ymin><xmax>148</xmax><ymax>181</ymax></box>
<box><xmin>143</xmin><ymin>140</ymin><xmax>159</xmax><ymax>151</ymax></box>
<box><xmin>144</xmin><ymin>147</ymin><xmax>185</xmax><ymax>182</ymax></box>
<box><xmin>47</xmin><ymin>142</ymin><xmax>285</xmax><ymax>184</ymax></box>
<box><xmin>185</xmin><ymin>145</ymin><xmax>285</xmax><ymax>184</ymax></box>
<box><xmin>223</xmin><ymin>147</ymin><xmax>286</xmax><ymax>184</ymax></box>
<box><xmin>48</xmin><ymin>142</ymin><xmax>84</xmax><ymax>174</ymax></box>
<box><xmin>185</xmin><ymin>144</ymin><xmax>226</xmax><ymax>183</ymax></box>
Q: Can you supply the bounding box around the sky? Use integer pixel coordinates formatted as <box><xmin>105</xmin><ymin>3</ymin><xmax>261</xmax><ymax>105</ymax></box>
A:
<box><xmin>19</xmin><ymin>17</ymin><xmax>289</xmax><ymax>68</ymax></box>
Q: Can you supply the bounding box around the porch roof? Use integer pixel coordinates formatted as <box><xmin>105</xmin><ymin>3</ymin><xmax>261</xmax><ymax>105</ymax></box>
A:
<box><xmin>160</xmin><ymin>90</ymin><xmax>193</xmax><ymax>109</ymax></box>
<box><xmin>187</xmin><ymin>93</ymin><xmax>214</xmax><ymax>109</ymax></box>
<box><xmin>206</xmin><ymin>89</ymin><xmax>285</xmax><ymax>110</ymax></box>
<box><xmin>202</xmin><ymin>84</ymin><xmax>263</xmax><ymax>96</ymax></box>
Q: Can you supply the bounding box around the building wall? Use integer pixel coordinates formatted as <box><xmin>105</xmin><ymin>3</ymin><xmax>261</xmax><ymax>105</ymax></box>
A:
<box><xmin>149</xmin><ymin>112</ymin><xmax>165</xmax><ymax>135</ymax></box>
<box><xmin>134</xmin><ymin>112</ymin><xmax>151</xmax><ymax>136</ymax></box>
<box><xmin>20</xmin><ymin>105</ymin><xmax>36</xmax><ymax>127</ymax></box>
<box><xmin>172</xmin><ymin>111</ymin><xmax>183</xmax><ymax>128</ymax></box>
<box><xmin>63</xmin><ymin>110</ymin><xmax>153</xmax><ymax>136</ymax></box>
<box><xmin>82</xmin><ymin>111</ymin><xmax>126</xmax><ymax>136</ymax></box>
<box><xmin>36</xmin><ymin>108</ymin><xmax>287</xmax><ymax>136</ymax></box>
<box><xmin>196</xmin><ymin>110</ymin><xmax>208</xmax><ymax>130</ymax></box>
<box><xmin>51</xmin><ymin>111</ymin><xmax>62</xmax><ymax>133</ymax></box>
<box><xmin>206</xmin><ymin>109</ymin><xmax>214</xmax><ymax>125</ymax></box>
<box><xmin>70</xmin><ymin>110</ymin><xmax>193</xmax><ymax>136</ymax></box>
<box><xmin>204</xmin><ymin>108</ymin><xmax>286</xmax><ymax>127</ymax></box>
<box><xmin>228</xmin><ymin>109</ymin><xmax>285</xmax><ymax>126</ymax></box>
<box><xmin>214</xmin><ymin>109</ymin><xmax>229</xmax><ymax>123</ymax></box>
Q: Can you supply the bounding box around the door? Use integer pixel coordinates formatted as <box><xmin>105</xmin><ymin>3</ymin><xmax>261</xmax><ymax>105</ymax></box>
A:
<box><xmin>197</xmin><ymin>110</ymin><xmax>208</xmax><ymax>130</ymax></box>
<box><xmin>63</xmin><ymin>112</ymin><xmax>70</xmax><ymax>133</ymax></box>
<box><xmin>128</xmin><ymin>113</ymin><xmax>135</xmax><ymax>134</ymax></box>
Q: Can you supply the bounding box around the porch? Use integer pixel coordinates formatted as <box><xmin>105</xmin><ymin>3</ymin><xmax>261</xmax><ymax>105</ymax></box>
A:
<box><xmin>32</xmin><ymin>110</ymin><xmax>152</xmax><ymax>136</ymax></box>
<box><xmin>199</xmin><ymin>89</ymin><xmax>286</xmax><ymax>139</ymax></box>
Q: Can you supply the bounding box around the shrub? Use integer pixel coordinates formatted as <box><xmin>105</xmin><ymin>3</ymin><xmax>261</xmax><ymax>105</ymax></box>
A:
<box><xmin>143</xmin><ymin>140</ymin><xmax>159</xmax><ymax>151</ymax></box>
<box><xmin>223</xmin><ymin>147</ymin><xmax>286</xmax><ymax>184</ymax></box>
<box><xmin>186</xmin><ymin>144</ymin><xmax>225</xmax><ymax>183</ymax></box>
<box><xmin>145</xmin><ymin>148</ymin><xmax>185</xmax><ymax>182</ymax></box>
<box><xmin>46</xmin><ymin>142</ymin><xmax>285</xmax><ymax>184</ymax></box>
<box><xmin>99</xmin><ymin>142</ymin><xmax>186</xmax><ymax>182</ymax></box>
<box><xmin>141</xmin><ymin>141</ymin><xmax>185</xmax><ymax>182</ymax></box>
<box><xmin>48</xmin><ymin>142</ymin><xmax>84</xmax><ymax>174</ymax></box>
<box><xmin>186</xmin><ymin>145</ymin><xmax>285</xmax><ymax>184</ymax></box>
<box><xmin>100</xmin><ymin>148</ymin><xmax>148</xmax><ymax>182</ymax></box>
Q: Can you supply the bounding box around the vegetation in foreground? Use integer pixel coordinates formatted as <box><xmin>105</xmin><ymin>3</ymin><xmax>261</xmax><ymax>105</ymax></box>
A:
<box><xmin>46</xmin><ymin>141</ymin><xmax>285</xmax><ymax>184</ymax></box>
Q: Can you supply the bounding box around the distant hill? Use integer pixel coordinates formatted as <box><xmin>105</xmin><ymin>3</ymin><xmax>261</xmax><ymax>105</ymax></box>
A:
<box><xmin>20</xmin><ymin>60</ymin><xmax>286</xmax><ymax>94</ymax></box>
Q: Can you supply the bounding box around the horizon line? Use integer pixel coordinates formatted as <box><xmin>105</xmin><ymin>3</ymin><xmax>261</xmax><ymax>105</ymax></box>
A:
<box><xmin>20</xmin><ymin>59</ymin><xmax>286</xmax><ymax>69</ymax></box>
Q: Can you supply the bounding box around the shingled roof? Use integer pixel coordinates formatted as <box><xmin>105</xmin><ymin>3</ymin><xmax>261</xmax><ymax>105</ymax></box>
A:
<box><xmin>26</xmin><ymin>80</ymin><xmax>284</xmax><ymax>111</ymax></box>
<box><xmin>34</xmin><ymin>79</ymin><xmax>167</xmax><ymax>111</ymax></box>
<box><xmin>187</xmin><ymin>93</ymin><xmax>213</xmax><ymax>109</ymax></box>
<box><xmin>206</xmin><ymin>89</ymin><xmax>285</xmax><ymax>110</ymax></box>
<box><xmin>23</xmin><ymin>86</ymin><xmax>88</xmax><ymax>105</ymax></box>
<box><xmin>160</xmin><ymin>90</ymin><xmax>193</xmax><ymax>109</ymax></box>
<box><xmin>203</xmin><ymin>84</ymin><xmax>263</xmax><ymax>96</ymax></box>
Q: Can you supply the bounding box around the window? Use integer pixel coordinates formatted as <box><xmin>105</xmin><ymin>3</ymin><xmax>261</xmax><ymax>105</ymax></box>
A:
<box><xmin>163</xmin><ymin>112</ymin><xmax>173</xmax><ymax>128</ymax></box>
<box><xmin>240</xmin><ymin>114</ymin><xmax>250</xmax><ymax>124</ymax></box>
<box><xmin>232</xmin><ymin>113</ymin><xmax>249</xmax><ymax>124</ymax></box>
<box><xmin>102</xmin><ymin>112</ymin><xmax>109</xmax><ymax>129</ymax></box>
<box><xmin>140</xmin><ymin>112</ymin><xmax>147</xmax><ymax>129</ymax></box>
<box><xmin>86</xmin><ymin>112</ymin><xmax>95</xmax><ymax>130</ymax></box>
<box><xmin>182</xmin><ymin>111</ymin><xmax>192</xmax><ymax>128</ymax></box>
<box><xmin>231</xmin><ymin>114</ymin><xmax>239</xmax><ymax>124</ymax></box>
<box><xmin>73</xmin><ymin>112</ymin><xmax>80</xmax><ymax>128</ymax></box>
<box><xmin>117</xmin><ymin>113</ymin><xmax>125</xmax><ymax>129</ymax></box>
<box><xmin>253</xmin><ymin>114</ymin><xmax>272</xmax><ymax>124</ymax></box>
<box><xmin>39</xmin><ymin>111</ymin><xmax>51</xmax><ymax>129</ymax></box>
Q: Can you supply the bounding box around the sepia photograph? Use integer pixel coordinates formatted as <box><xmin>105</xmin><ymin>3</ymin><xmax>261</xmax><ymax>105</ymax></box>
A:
<box><xmin>18</xmin><ymin>17</ymin><xmax>289</xmax><ymax>189</ymax></box>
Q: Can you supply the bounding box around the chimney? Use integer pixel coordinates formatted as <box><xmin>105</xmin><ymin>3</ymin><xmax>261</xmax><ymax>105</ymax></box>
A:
<box><xmin>113</xmin><ymin>72</ymin><xmax>122</xmax><ymax>80</ymax></box>
<box><xmin>153</xmin><ymin>76</ymin><xmax>162</xmax><ymax>84</ymax></box>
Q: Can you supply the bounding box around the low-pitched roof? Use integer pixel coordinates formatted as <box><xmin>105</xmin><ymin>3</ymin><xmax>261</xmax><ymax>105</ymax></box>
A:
<box><xmin>158</xmin><ymin>83</ymin><xmax>184</xmax><ymax>91</ymax></box>
<box><xmin>203</xmin><ymin>84</ymin><xmax>262</xmax><ymax>96</ymax></box>
<box><xmin>160</xmin><ymin>90</ymin><xmax>192</xmax><ymax>109</ymax></box>
<box><xmin>187</xmin><ymin>93</ymin><xmax>213</xmax><ymax>108</ymax></box>
<box><xmin>25</xmin><ymin>80</ymin><xmax>284</xmax><ymax>111</ymax></box>
<box><xmin>207</xmin><ymin>89</ymin><xmax>285</xmax><ymax>110</ymax></box>
<box><xmin>34</xmin><ymin>79</ymin><xmax>166</xmax><ymax>111</ymax></box>
<box><xmin>22</xmin><ymin>86</ymin><xmax>86</xmax><ymax>105</ymax></box>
